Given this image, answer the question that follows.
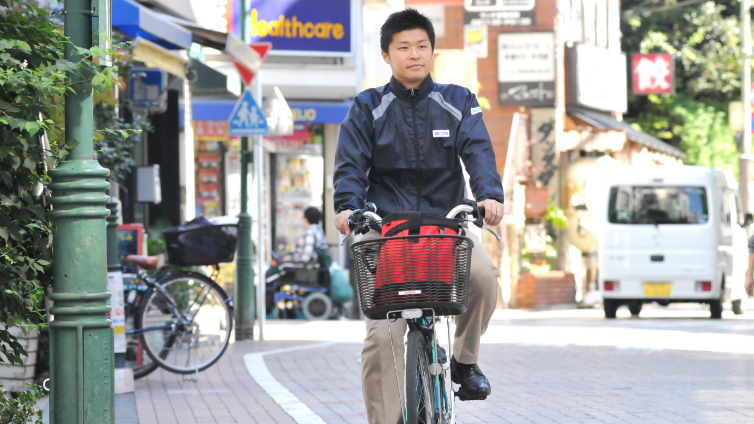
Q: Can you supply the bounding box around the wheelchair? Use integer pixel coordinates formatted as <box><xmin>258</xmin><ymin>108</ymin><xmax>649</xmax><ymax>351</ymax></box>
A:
<box><xmin>265</xmin><ymin>253</ymin><xmax>346</xmax><ymax>320</ymax></box>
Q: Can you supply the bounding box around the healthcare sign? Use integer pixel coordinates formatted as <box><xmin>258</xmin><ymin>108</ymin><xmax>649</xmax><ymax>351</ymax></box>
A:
<box><xmin>247</xmin><ymin>0</ymin><xmax>351</xmax><ymax>55</ymax></box>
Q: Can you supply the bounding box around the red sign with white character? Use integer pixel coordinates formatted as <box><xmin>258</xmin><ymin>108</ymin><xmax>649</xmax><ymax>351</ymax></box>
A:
<box><xmin>631</xmin><ymin>53</ymin><xmax>674</xmax><ymax>95</ymax></box>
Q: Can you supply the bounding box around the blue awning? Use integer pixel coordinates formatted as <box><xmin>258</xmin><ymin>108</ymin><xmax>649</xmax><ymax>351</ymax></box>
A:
<box><xmin>112</xmin><ymin>0</ymin><xmax>193</xmax><ymax>50</ymax></box>
<box><xmin>183</xmin><ymin>99</ymin><xmax>352</xmax><ymax>125</ymax></box>
<box><xmin>288</xmin><ymin>101</ymin><xmax>352</xmax><ymax>124</ymax></box>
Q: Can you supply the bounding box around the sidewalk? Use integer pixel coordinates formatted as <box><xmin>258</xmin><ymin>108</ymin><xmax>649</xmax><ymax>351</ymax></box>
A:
<box><xmin>134</xmin><ymin>320</ymin><xmax>371</xmax><ymax>423</ymax></box>
<box><xmin>38</xmin><ymin>392</ymin><xmax>139</xmax><ymax>424</ymax></box>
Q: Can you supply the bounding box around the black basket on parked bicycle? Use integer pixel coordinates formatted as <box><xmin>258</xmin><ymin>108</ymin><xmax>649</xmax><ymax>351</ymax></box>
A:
<box><xmin>163</xmin><ymin>224</ymin><xmax>239</xmax><ymax>266</ymax></box>
<box><xmin>350</xmin><ymin>234</ymin><xmax>473</xmax><ymax>320</ymax></box>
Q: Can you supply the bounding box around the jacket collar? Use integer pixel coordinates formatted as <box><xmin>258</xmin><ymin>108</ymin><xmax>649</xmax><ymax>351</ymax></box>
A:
<box><xmin>389</xmin><ymin>75</ymin><xmax>434</xmax><ymax>102</ymax></box>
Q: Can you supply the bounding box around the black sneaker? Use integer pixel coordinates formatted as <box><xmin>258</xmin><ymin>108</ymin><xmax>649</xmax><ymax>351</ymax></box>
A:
<box><xmin>450</xmin><ymin>356</ymin><xmax>491</xmax><ymax>401</ymax></box>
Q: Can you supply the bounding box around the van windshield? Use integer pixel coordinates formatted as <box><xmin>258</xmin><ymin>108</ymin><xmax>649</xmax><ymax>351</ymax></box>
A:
<box><xmin>608</xmin><ymin>186</ymin><xmax>708</xmax><ymax>224</ymax></box>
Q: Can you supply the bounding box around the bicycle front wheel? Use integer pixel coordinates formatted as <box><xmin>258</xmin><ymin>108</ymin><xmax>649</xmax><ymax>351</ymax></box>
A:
<box><xmin>406</xmin><ymin>330</ymin><xmax>435</xmax><ymax>424</ymax></box>
<box><xmin>137</xmin><ymin>272</ymin><xmax>233</xmax><ymax>374</ymax></box>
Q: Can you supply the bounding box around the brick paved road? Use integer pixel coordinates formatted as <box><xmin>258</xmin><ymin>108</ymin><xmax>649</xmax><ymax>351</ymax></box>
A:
<box><xmin>134</xmin><ymin>304</ymin><xmax>754</xmax><ymax>424</ymax></box>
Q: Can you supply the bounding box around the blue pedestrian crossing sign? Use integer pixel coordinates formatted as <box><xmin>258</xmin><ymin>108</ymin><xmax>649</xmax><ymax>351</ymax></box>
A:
<box><xmin>228</xmin><ymin>90</ymin><xmax>268</xmax><ymax>136</ymax></box>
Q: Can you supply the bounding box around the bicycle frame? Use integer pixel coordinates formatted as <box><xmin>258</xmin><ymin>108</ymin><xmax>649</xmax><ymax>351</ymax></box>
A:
<box><xmin>387</xmin><ymin>308</ymin><xmax>456</xmax><ymax>424</ymax></box>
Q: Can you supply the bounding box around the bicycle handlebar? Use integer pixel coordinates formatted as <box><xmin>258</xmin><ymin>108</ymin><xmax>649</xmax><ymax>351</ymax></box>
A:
<box><xmin>340</xmin><ymin>200</ymin><xmax>501</xmax><ymax>246</ymax></box>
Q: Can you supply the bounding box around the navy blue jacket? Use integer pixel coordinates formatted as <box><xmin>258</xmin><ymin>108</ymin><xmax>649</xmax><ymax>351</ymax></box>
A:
<box><xmin>333</xmin><ymin>75</ymin><xmax>504</xmax><ymax>217</ymax></box>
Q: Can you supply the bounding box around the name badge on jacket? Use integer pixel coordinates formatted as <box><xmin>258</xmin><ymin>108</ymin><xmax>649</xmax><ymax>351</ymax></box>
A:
<box><xmin>433</xmin><ymin>130</ymin><xmax>450</xmax><ymax>138</ymax></box>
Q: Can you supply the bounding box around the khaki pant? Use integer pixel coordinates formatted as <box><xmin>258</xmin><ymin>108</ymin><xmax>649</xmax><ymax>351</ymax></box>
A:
<box><xmin>359</xmin><ymin>231</ymin><xmax>499</xmax><ymax>424</ymax></box>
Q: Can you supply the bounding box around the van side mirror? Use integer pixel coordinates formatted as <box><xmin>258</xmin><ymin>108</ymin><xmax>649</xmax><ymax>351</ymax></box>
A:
<box><xmin>743</xmin><ymin>213</ymin><xmax>754</xmax><ymax>227</ymax></box>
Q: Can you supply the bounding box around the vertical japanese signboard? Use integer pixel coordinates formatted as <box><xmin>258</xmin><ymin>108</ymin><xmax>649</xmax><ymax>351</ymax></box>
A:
<box><xmin>497</xmin><ymin>32</ymin><xmax>555</xmax><ymax>107</ymax></box>
<box><xmin>631</xmin><ymin>53</ymin><xmax>674</xmax><ymax>95</ymax></box>
<box><xmin>465</xmin><ymin>0</ymin><xmax>536</xmax><ymax>27</ymax></box>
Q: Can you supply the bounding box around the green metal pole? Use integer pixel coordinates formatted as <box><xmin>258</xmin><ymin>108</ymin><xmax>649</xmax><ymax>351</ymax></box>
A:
<box><xmin>235</xmin><ymin>0</ymin><xmax>256</xmax><ymax>340</ymax></box>
<box><xmin>48</xmin><ymin>0</ymin><xmax>114</xmax><ymax>421</ymax></box>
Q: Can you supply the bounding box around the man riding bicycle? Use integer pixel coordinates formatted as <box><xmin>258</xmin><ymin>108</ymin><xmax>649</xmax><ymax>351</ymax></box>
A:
<box><xmin>333</xmin><ymin>9</ymin><xmax>504</xmax><ymax>424</ymax></box>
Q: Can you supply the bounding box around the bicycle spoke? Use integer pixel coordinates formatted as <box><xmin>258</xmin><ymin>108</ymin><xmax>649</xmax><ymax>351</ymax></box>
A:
<box><xmin>138</xmin><ymin>273</ymin><xmax>232</xmax><ymax>374</ymax></box>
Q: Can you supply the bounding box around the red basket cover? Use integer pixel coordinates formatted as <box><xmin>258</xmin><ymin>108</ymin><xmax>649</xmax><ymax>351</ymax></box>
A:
<box><xmin>373</xmin><ymin>213</ymin><xmax>462</xmax><ymax>306</ymax></box>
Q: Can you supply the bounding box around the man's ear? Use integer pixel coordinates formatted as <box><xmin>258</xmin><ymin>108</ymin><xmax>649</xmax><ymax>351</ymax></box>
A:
<box><xmin>381</xmin><ymin>50</ymin><xmax>390</xmax><ymax>65</ymax></box>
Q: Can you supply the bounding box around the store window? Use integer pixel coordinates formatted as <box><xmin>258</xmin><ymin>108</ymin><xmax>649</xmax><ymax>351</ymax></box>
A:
<box><xmin>194</xmin><ymin>120</ymin><xmax>229</xmax><ymax>218</ymax></box>
<box><xmin>266</xmin><ymin>123</ymin><xmax>325</xmax><ymax>254</ymax></box>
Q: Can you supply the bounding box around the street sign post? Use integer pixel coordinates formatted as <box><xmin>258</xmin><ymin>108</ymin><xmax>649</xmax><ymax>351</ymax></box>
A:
<box><xmin>228</xmin><ymin>9</ymin><xmax>271</xmax><ymax>339</ymax></box>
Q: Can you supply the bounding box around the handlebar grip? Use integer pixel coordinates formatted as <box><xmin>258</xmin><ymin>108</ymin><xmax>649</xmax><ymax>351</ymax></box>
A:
<box><xmin>347</xmin><ymin>209</ymin><xmax>363</xmax><ymax>230</ymax></box>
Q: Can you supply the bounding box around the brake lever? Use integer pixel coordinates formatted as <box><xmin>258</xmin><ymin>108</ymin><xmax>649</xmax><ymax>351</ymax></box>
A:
<box><xmin>340</xmin><ymin>233</ymin><xmax>354</xmax><ymax>246</ymax></box>
<box><xmin>483</xmin><ymin>225</ymin><xmax>501</xmax><ymax>241</ymax></box>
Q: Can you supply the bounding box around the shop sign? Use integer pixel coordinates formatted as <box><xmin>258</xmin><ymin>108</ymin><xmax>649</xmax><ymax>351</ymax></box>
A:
<box><xmin>465</xmin><ymin>0</ymin><xmax>536</xmax><ymax>27</ymax></box>
<box><xmin>631</xmin><ymin>53</ymin><xmax>674</xmax><ymax>95</ymax></box>
<box><xmin>247</xmin><ymin>0</ymin><xmax>351</xmax><ymax>55</ymax></box>
<box><xmin>194</xmin><ymin>120</ymin><xmax>229</xmax><ymax>141</ymax></box>
<box><xmin>288</xmin><ymin>102</ymin><xmax>351</xmax><ymax>123</ymax></box>
<box><xmin>264</xmin><ymin>123</ymin><xmax>322</xmax><ymax>154</ymax></box>
<box><xmin>464</xmin><ymin>25</ymin><xmax>488</xmax><ymax>58</ymax></box>
<box><xmin>566</xmin><ymin>44</ymin><xmax>627</xmax><ymax>113</ymax></box>
<box><xmin>130</xmin><ymin>68</ymin><xmax>167</xmax><ymax>112</ymax></box>
<box><xmin>497</xmin><ymin>32</ymin><xmax>555</xmax><ymax>107</ymax></box>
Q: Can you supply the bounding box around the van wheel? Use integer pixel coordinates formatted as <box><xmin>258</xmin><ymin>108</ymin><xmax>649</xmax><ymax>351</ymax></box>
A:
<box><xmin>710</xmin><ymin>296</ymin><xmax>723</xmax><ymax>319</ymax></box>
<box><xmin>604</xmin><ymin>299</ymin><xmax>618</xmax><ymax>319</ymax></box>
<box><xmin>732</xmin><ymin>298</ymin><xmax>746</xmax><ymax>315</ymax></box>
<box><xmin>628</xmin><ymin>301</ymin><xmax>642</xmax><ymax>316</ymax></box>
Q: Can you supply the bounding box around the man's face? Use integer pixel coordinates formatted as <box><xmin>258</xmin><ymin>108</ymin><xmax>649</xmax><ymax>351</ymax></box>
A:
<box><xmin>382</xmin><ymin>28</ymin><xmax>433</xmax><ymax>89</ymax></box>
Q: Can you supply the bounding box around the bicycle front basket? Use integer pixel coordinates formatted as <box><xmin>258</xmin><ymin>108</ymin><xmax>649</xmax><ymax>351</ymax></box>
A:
<box><xmin>163</xmin><ymin>224</ymin><xmax>239</xmax><ymax>266</ymax></box>
<box><xmin>350</xmin><ymin>234</ymin><xmax>473</xmax><ymax>320</ymax></box>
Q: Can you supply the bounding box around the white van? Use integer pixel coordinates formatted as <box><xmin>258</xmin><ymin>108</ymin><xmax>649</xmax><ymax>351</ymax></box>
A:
<box><xmin>593</xmin><ymin>166</ymin><xmax>751</xmax><ymax>318</ymax></box>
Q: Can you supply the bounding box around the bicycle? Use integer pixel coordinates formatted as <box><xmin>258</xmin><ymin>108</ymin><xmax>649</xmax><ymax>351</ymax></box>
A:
<box><xmin>344</xmin><ymin>201</ymin><xmax>500</xmax><ymax>424</ymax></box>
<box><xmin>122</xmin><ymin>254</ymin><xmax>233</xmax><ymax>376</ymax></box>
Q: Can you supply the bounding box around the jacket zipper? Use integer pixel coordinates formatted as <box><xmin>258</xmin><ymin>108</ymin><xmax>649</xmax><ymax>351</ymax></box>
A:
<box><xmin>410</xmin><ymin>88</ymin><xmax>421</xmax><ymax>211</ymax></box>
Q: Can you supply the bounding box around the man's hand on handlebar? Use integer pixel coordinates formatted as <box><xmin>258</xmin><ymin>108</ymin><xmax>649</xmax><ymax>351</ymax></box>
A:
<box><xmin>477</xmin><ymin>199</ymin><xmax>504</xmax><ymax>227</ymax></box>
<box><xmin>335</xmin><ymin>210</ymin><xmax>354</xmax><ymax>235</ymax></box>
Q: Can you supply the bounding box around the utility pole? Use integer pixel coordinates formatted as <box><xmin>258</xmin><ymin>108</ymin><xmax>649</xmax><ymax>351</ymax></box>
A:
<box><xmin>48</xmin><ymin>0</ymin><xmax>114</xmax><ymax>421</ymax></box>
<box><xmin>742</xmin><ymin>0</ymin><xmax>753</xmax><ymax>216</ymax></box>
<box><xmin>255</xmin><ymin>73</ymin><xmax>265</xmax><ymax>340</ymax></box>
<box><xmin>235</xmin><ymin>0</ymin><xmax>256</xmax><ymax>340</ymax></box>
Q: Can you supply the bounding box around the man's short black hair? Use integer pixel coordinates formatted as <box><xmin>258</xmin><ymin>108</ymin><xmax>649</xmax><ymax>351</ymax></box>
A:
<box><xmin>304</xmin><ymin>207</ymin><xmax>321</xmax><ymax>225</ymax></box>
<box><xmin>380</xmin><ymin>8</ymin><xmax>435</xmax><ymax>54</ymax></box>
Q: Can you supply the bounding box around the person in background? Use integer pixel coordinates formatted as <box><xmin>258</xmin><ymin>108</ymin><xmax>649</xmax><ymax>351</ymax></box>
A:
<box><xmin>288</xmin><ymin>207</ymin><xmax>329</xmax><ymax>263</ymax></box>
<box><xmin>746</xmin><ymin>235</ymin><xmax>754</xmax><ymax>297</ymax></box>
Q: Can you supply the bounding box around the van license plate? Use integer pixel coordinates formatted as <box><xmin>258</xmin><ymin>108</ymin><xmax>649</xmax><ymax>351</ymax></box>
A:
<box><xmin>644</xmin><ymin>282</ymin><xmax>672</xmax><ymax>297</ymax></box>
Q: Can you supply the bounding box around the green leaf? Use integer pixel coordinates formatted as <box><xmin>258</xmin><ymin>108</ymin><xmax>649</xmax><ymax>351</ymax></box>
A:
<box><xmin>92</xmin><ymin>73</ymin><xmax>105</xmax><ymax>86</ymax></box>
<box><xmin>14</xmin><ymin>41</ymin><xmax>31</xmax><ymax>53</ymax></box>
<box><xmin>24</xmin><ymin>121</ymin><xmax>40</xmax><ymax>135</ymax></box>
<box><xmin>0</xmin><ymin>40</ymin><xmax>11</xmax><ymax>50</ymax></box>
<box><xmin>65</xmin><ymin>139</ymin><xmax>80</xmax><ymax>150</ymax></box>
<box><xmin>9</xmin><ymin>154</ymin><xmax>20</xmax><ymax>170</ymax></box>
<box><xmin>0</xmin><ymin>171</ymin><xmax>10</xmax><ymax>187</ymax></box>
<box><xmin>35</xmin><ymin>259</ymin><xmax>49</xmax><ymax>266</ymax></box>
<box><xmin>0</xmin><ymin>227</ymin><xmax>8</xmax><ymax>241</ymax></box>
<box><xmin>23</xmin><ymin>157</ymin><xmax>36</xmax><ymax>171</ymax></box>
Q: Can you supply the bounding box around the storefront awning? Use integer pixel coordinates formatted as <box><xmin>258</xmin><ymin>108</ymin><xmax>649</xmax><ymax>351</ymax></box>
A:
<box><xmin>161</xmin><ymin>15</ymin><xmax>229</xmax><ymax>51</ymax></box>
<box><xmin>113</xmin><ymin>0</ymin><xmax>193</xmax><ymax>50</ymax></box>
<box><xmin>188</xmin><ymin>59</ymin><xmax>241</xmax><ymax>99</ymax></box>
<box><xmin>567</xmin><ymin>106</ymin><xmax>686</xmax><ymax>159</ymax></box>
<box><xmin>288</xmin><ymin>102</ymin><xmax>351</xmax><ymax>124</ymax></box>
<box><xmin>183</xmin><ymin>100</ymin><xmax>352</xmax><ymax>125</ymax></box>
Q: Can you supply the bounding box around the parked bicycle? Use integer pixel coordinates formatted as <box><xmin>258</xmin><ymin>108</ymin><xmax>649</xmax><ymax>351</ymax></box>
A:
<box><xmin>345</xmin><ymin>201</ymin><xmax>499</xmax><ymax>424</ymax></box>
<box><xmin>122</xmin><ymin>218</ymin><xmax>236</xmax><ymax>378</ymax></box>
